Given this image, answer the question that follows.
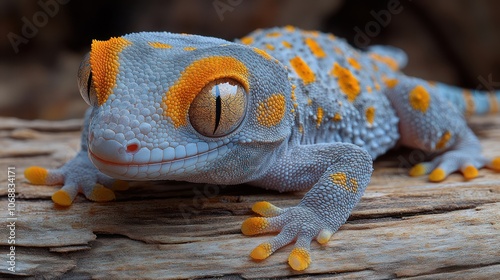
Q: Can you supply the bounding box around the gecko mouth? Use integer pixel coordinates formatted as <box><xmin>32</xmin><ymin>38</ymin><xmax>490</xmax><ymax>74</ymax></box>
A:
<box><xmin>88</xmin><ymin>147</ymin><xmax>220</xmax><ymax>167</ymax></box>
<box><xmin>88</xmin><ymin>141</ymin><xmax>232</xmax><ymax>180</ymax></box>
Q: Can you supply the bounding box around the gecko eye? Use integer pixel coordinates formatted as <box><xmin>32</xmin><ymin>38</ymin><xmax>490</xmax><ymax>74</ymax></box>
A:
<box><xmin>77</xmin><ymin>52</ymin><xmax>98</xmax><ymax>106</ymax></box>
<box><xmin>189</xmin><ymin>79</ymin><xmax>247</xmax><ymax>137</ymax></box>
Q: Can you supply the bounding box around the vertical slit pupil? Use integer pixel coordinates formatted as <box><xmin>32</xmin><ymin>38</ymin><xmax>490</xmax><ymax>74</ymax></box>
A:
<box><xmin>213</xmin><ymin>85</ymin><xmax>222</xmax><ymax>135</ymax></box>
<box><xmin>87</xmin><ymin>71</ymin><xmax>93</xmax><ymax>102</ymax></box>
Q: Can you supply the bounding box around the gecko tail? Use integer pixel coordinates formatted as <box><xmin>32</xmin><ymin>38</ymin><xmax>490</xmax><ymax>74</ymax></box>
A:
<box><xmin>431</xmin><ymin>81</ymin><xmax>500</xmax><ymax>116</ymax></box>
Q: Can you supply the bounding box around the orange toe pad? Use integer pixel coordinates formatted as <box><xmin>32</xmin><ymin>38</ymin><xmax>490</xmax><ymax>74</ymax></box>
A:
<box><xmin>429</xmin><ymin>168</ymin><xmax>446</xmax><ymax>182</ymax></box>
<box><xmin>288</xmin><ymin>248</ymin><xmax>311</xmax><ymax>271</ymax></box>
<box><xmin>24</xmin><ymin>166</ymin><xmax>48</xmax><ymax>185</ymax></box>
<box><xmin>52</xmin><ymin>190</ymin><xmax>73</xmax><ymax>207</ymax></box>
<box><xmin>409</xmin><ymin>164</ymin><xmax>426</xmax><ymax>177</ymax></box>
<box><xmin>250</xmin><ymin>242</ymin><xmax>272</xmax><ymax>260</ymax></box>
<box><xmin>88</xmin><ymin>185</ymin><xmax>116</xmax><ymax>202</ymax></box>
<box><xmin>241</xmin><ymin>217</ymin><xmax>269</xmax><ymax>236</ymax></box>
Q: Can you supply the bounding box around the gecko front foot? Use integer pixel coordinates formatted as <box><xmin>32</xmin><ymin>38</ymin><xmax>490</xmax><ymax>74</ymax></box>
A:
<box><xmin>24</xmin><ymin>151</ymin><xmax>127</xmax><ymax>206</ymax></box>
<box><xmin>241</xmin><ymin>201</ymin><xmax>334</xmax><ymax>271</ymax></box>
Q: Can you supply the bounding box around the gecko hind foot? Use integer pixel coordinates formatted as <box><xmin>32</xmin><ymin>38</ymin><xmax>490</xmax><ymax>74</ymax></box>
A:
<box><xmin>409</xmin><ymin>152</ymin><xmax>500</xmax><ymax>182</ymax></box>
<box><xmin>241</xmin><ymin>201</ymin><xmax>334</xmax><ymax>271</ymax></box>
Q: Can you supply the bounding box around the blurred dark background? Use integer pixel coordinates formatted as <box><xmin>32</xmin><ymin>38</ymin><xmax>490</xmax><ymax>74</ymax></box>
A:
<box><xmin>1</xmin><ymin>0</ymin><xmax>499</xmax><ymax>120</ymax></box>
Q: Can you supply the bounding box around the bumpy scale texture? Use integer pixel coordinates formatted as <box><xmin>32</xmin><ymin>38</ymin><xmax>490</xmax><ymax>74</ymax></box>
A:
<box><xmin>25</xmin><ymin>26</ymin><xmax>500</xmax><ymax>271</ymax></box>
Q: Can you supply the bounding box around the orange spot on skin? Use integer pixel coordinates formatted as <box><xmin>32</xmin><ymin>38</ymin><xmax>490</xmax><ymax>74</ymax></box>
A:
<box><xmin>383</xmin><ymin>77</ymin><xmax>399</xmax><ymax>88</ymax></box>
<box><xmin>463</xmin><ymin>90</ymin><xmax>475</xmax><ymax>116</ymax></box>
<box><xmin>330</xmin><ymin>172</ymin><xmax>347</xmax><ymax>186</ymax></box>
<box><xmin>284</xmin><ymin>25</ymin><xmax>295</xmax><ymax>32</ymax></box>
<box><xmin>365</xmin><ymin>106</ymin><xmax>375</xmax><ymax>124</ymax></box>
<box><xmin>240</xmin><ymin>36</ymin><xmax>254</xmax><ymax>45</ymax></box>
<box><xmin>164</xmin><ymin>56</ymin><xmax>249</xmax><ymax>127</ymax></box>
<box><xmin>330</xmin><ymin>172</ymin><xmax>357</xmax><ymax>193</ymax></box>
<box><xmin>290</xmin><ymin>56</ymin><xmax>315</xmax><ymax>85</ymax></box>
<box><xmin>266</xmin><ymin>32</ymin><xmax>281</xmax><ymax>38</ymax></box>
<box><xmin>148</xmin><ymin>42</ymin><xmax>172</xmax><ymax>49</ymax></box>
<box><xmin>334</xmin><ymin>47</ymin><xmax>342</xmax><ymax>55</ymax></box>
<box><xmin>316</xmin><ymin>107</ymin><xmax>324</xmax><ymax>128</ymax></box>
<box><xmin>304</xmin><ymin>37</ymin><xmax>326</xmax><ymax>58</ymax></box>
<box><xmin>253</xmin><ymin>47</ymin><xmax>273</xmax><ymax>60</ymax></box>
<box><xmin>374</xmin><ymin>82</ymin><xmax>381</xmax><ymax>91</ymax></box>
<box><xmin>488</xmin><ymin>91</ymin><xmax>498</xmax><ymax>113</ymax></box>
<box><xmin>409</xmin><ymin>85</ymin><xmax>431</xmax><ymax>113</ymax></box>
<box><xmin>282</xmin><ymin>41</ymin><xmax>292</xmax><ymax>48</ymax></box>
<box><xmin>183</xmin><ymin>46</ymin><xmax>196</xmax><ymax>51</ymax></box>
<box><xmin>331</xmin><ymin>63</ymin><xmax>360</xmax><ymax>102</ymax></box>
<box><xmin>265</xmin><ymin>43</ymin><xmax>275</xmax><ymax>51</ymax></box>
<box><xmin>333</xmin><ymin>112</ymin><xmax>342</xmax><ymax>121</ymax></box>
<box><xmin>327</xmin><ymin>33</ymin><xmax>336</xmax><ymax>40</ymax></box>
<box><xmin>370</xmin><ymin>53</ymin><xmax>399</xmax><ymax>71</ymax></box>
<box><xmin>347</xmin><ymin>57</ymin><xmax>362</xmax><ymax>70</ymax></box>
<box><xmin>366</xmin><ymin>86</ymin><xmax>372</xmax><ymax>93</ymax></box>
<box><xmin>306</xmin><ymin>30</ymin><xmax>319</xmax><ymax>37</ymax></box>
<box><xmin>291</xmin><ymin>84</ymin><xmax>297</xmax><ymax>101</ymax></box>
<box><xmin>349</xmin><ymin>178</ymin><xmax>359</xmax><ymax>193</ymax></box>
<box><xmin>435</xmin><ymin>131</ymin><xmax>452</xmax><ymax>149</ymax></box>
<box><xmin>90</xmin><ymin>37</ymin><xmax>132</xmax><ymax>105</ymax></box>
<box><xmin>257</xmin><ymin>94</ymin><xmax>286</xmax><ymax>127</ymax></box>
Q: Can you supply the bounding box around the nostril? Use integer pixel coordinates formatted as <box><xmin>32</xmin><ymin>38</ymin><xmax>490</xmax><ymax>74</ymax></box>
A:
<box><xmin>126</xmin><ymin>143</ymin><xmax>139</xmax><ymax>153</ymax></box>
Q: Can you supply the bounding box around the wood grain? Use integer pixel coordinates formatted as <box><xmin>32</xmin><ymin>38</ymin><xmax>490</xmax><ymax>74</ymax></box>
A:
<box><xmin>0</xmin><ymin>115</ymin><xmax>499</xmax><ymax>279</ymax></box>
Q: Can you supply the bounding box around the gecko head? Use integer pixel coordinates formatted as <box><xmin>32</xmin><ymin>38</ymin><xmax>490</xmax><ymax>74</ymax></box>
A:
<box><xmin>77</xmin><ymin>32</ymin><xmax>293</xmax><ymax>183</ymax></box>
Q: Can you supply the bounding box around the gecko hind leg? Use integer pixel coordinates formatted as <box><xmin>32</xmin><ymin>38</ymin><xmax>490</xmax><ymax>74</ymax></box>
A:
<box><xmin>386</xmin><ymin>76</ymin><xmax>500</xmax><ymax>181</ymax></box>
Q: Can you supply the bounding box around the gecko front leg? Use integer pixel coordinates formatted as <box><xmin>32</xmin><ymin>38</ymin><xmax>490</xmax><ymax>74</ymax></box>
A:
<box><xmin>24</xmin><ymin>108</ymin><xmax>127</xmax><ymax>206</ymax></box>
<box><xmin>242</xmin><ymin>142</ymin><xmax>372</xmax><ymax>271</ymax></box>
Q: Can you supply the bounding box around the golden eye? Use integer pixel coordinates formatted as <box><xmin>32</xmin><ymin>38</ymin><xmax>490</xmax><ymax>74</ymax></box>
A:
<box><xmin>189</xmin><ymin>79</ymin><xmax>247</xmax><ymax>137</ymax></box>
<box><xmin>77</xmin><ymin>52</ymin><xmax>97</xmax><ymax>106</ymax></box>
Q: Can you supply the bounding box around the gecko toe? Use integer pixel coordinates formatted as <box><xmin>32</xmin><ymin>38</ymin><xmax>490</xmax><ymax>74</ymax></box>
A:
<box><xmin>288</xmin><ymin>247</ymin><xmax>311</xmax><ymax>271</ymax></box>
<box><xmin>85</xmin><ymin>184</ymin><xmax>116</xmax><ymax>202</ymax></box>
<box><xmin>251</xmin><ymin>201</ymin><xmax>283</xmax><ymax>217</ymax></box>
<box><xmin>25</xmin><ymin>166</ymin><xmax>64</xmax><ymax>185</ymax></box>
<box><xmin>428</xmin><ymin>167</ymin><xmax>447</xmax><ymax>182</ymax></box>
<box><xmin>461</xmin><ymin>165</ymin><xmax>479</xmax><ymax>180</ymax></box>
<box><xmin>241</xmin><ymin>217</ymin><xmax>271</xmax><ymax>235</ymax></box>
<box><xmin>488</xmin><ymin>157</ymin><xmax>500</xmax><ymax>171</ymax></box>
<box><xmin>250</xmin><ymin>242</ymin><xmax>273</xmax><ymax>260</ymax></box>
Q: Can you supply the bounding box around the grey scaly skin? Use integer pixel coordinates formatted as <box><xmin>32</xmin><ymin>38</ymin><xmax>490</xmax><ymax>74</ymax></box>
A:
<box><xmin>25</xmin><ymin>26</ymin><xmax>500</xmax><ymax>271</ymax></box>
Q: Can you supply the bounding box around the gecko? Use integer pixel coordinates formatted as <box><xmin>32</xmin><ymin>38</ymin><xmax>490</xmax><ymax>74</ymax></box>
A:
<box><xmin>24</xmin><ymin>26</ymin><xmax>500</xmax><ymax>271</ymax></box>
